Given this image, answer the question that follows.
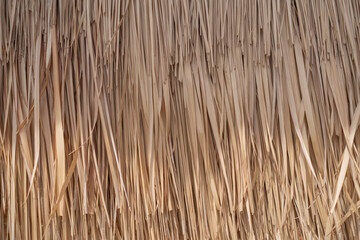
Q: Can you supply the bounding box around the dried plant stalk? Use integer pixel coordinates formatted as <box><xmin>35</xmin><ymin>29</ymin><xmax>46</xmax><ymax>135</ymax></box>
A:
<box><xmin>1</xmin><ymin>0</ymin><xmax>360</xmax><ymax>239</ymax></box>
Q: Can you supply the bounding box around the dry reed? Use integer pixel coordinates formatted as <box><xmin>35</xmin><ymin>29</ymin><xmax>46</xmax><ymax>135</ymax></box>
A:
<box><xmin>1</xmin><ymin>0</ymin><xmax>360</xmax><ymax>239</ymax></box>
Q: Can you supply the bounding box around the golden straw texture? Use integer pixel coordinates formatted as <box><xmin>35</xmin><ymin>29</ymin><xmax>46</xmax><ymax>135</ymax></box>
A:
<box><xmin>1</xmin><ymin>0</ymin><xmax>360</xmax><ymax>239</ymax></box>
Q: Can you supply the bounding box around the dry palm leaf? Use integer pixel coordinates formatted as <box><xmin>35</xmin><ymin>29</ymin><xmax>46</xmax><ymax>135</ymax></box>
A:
<box><xmin>1</xmin><ymin>0</ymin><xmax>360</xmax><ymax>239</ymax></box>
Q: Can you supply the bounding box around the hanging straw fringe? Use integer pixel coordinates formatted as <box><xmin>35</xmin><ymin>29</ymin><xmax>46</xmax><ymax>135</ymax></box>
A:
<box><xmin>1</xmin><ymin>0</ymin><xmax>360</xmax><ymax>239</ymax></box>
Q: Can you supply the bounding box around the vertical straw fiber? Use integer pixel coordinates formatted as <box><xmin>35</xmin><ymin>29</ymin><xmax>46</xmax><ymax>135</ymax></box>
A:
<box><xmin>1</xmin><ymin>0</ymin><xmax>360</xmax><ymax>239</ymax></box>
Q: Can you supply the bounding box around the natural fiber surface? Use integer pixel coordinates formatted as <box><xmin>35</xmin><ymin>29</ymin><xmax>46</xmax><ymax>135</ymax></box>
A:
<box><xmin>1</xmin><ymin>0</ymin><xmax>360</xmax><ymax>239</ymax></box>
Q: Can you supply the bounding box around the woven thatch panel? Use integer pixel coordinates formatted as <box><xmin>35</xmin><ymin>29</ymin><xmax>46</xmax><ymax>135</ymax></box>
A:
<box><xmin>1</xmin><ymin>0</ymin><xmax>360</xmax><ymax>239</ymax></box>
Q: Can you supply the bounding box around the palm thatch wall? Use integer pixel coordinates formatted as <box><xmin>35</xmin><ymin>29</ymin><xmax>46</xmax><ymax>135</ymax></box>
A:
<box><xmin>1</xmin><ymin>0</ymin><xmax>360</xmax><ymax>239</ymax></box>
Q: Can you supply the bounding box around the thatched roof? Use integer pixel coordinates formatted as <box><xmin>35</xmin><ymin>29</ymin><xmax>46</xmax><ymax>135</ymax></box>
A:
<box><xmin>1</xmin><ymin>0</ymin><xmax>360</xmax><ymax>239</ymax></box>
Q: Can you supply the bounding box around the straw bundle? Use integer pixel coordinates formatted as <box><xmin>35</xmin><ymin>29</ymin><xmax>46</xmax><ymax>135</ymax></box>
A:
<box><xmin>1</xmin><ymin>0</ymin><xmax>360</xmax><ymax>239</ymax></box>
